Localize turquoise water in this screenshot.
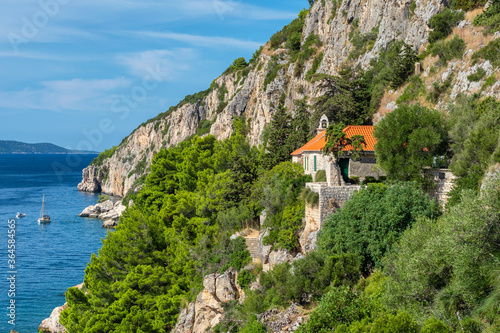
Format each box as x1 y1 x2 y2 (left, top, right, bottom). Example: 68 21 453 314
0 154 109 332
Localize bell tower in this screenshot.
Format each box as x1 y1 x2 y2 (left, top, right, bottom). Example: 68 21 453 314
318 114 329 134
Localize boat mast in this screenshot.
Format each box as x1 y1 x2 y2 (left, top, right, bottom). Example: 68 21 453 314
41 195 45 217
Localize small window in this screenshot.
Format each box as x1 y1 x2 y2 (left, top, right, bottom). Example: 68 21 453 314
314 155 317 172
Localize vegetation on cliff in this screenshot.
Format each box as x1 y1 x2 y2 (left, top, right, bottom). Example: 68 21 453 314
64 1 500 332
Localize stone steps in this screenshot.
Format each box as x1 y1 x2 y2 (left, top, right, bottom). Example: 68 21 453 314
245 237 260 260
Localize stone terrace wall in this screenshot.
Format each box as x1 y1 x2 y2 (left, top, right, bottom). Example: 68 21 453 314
301 184 361 253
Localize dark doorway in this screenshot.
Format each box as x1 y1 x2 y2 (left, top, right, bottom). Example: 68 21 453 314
338 158 350 183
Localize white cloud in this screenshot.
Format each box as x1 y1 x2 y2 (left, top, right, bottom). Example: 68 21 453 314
135 31 262 51
116 49 197 80
0 78 132 112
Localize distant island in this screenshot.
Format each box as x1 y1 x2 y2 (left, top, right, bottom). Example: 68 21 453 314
0 140 99 154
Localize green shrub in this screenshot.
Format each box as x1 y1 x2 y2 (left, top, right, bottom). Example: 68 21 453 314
348 25 379 60
428 9 465 43
263 57 284 90
286 251 361 302
472 39 500 67
467 67 487 82
318 182 441 272
482 75 497 90
420 317 449 333
473 1 500 34
452 0 487 11
427 75 453 103
370 312 419 333
300 187 319 207
237 269 255 289
97 195 109 203
91 146 117 166
429 35 466 67
306 52 324 81
195 118 215 137
295 286 369 333
397 76 426 104
239 315 266 333
390 44 418 89
269 9 308 51
223 57 248 75
314 169 327 182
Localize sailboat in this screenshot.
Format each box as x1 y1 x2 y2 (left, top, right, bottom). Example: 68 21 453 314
38 195 51 224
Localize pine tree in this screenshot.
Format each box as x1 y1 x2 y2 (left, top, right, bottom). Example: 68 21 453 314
264 100 293 168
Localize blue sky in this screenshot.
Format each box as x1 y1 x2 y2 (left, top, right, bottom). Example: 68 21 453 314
0 0 306 152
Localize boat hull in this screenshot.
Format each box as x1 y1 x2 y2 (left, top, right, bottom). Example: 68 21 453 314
38 218 51 224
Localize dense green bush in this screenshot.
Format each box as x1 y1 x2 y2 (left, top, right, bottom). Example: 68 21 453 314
447 96 500 204
382 186 500 329
318 182 441 273
348 26 379 61
295 286 370 333
472 38 500 67
390 44 418 89
467 67 487 82
428 9 465 43
269 9 308 51
90 145 117 166
473 1 500 34
429 35 466 67
374 104 449 185
427 74 453 103
397 76 426 104
451 0 487 10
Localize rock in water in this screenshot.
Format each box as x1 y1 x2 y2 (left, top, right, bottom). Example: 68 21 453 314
79 199 126 222
38 304 67 333
102 219 117 228
77 165 104 193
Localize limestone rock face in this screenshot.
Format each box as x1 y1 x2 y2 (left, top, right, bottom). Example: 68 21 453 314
78 0 446 198
173 269 243 333
258 303 306 333
77 165 104 192
38 304 67 333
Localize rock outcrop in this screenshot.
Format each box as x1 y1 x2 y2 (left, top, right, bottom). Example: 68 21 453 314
77 164 104 192
173 269 244 333
78 0 448 198
79 199 126 221
39 304 67 333
258 303 306 333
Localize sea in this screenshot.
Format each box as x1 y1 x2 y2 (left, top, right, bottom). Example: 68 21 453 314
0 154 109 332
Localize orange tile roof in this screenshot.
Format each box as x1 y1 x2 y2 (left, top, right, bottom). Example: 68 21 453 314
291 125 375 155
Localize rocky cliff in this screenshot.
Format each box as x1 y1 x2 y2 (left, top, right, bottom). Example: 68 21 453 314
78 0 452 197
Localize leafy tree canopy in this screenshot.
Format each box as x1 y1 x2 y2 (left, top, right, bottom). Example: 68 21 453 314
374 104 449 186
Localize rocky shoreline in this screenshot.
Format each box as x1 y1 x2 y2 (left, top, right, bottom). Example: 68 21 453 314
78 199 126 228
